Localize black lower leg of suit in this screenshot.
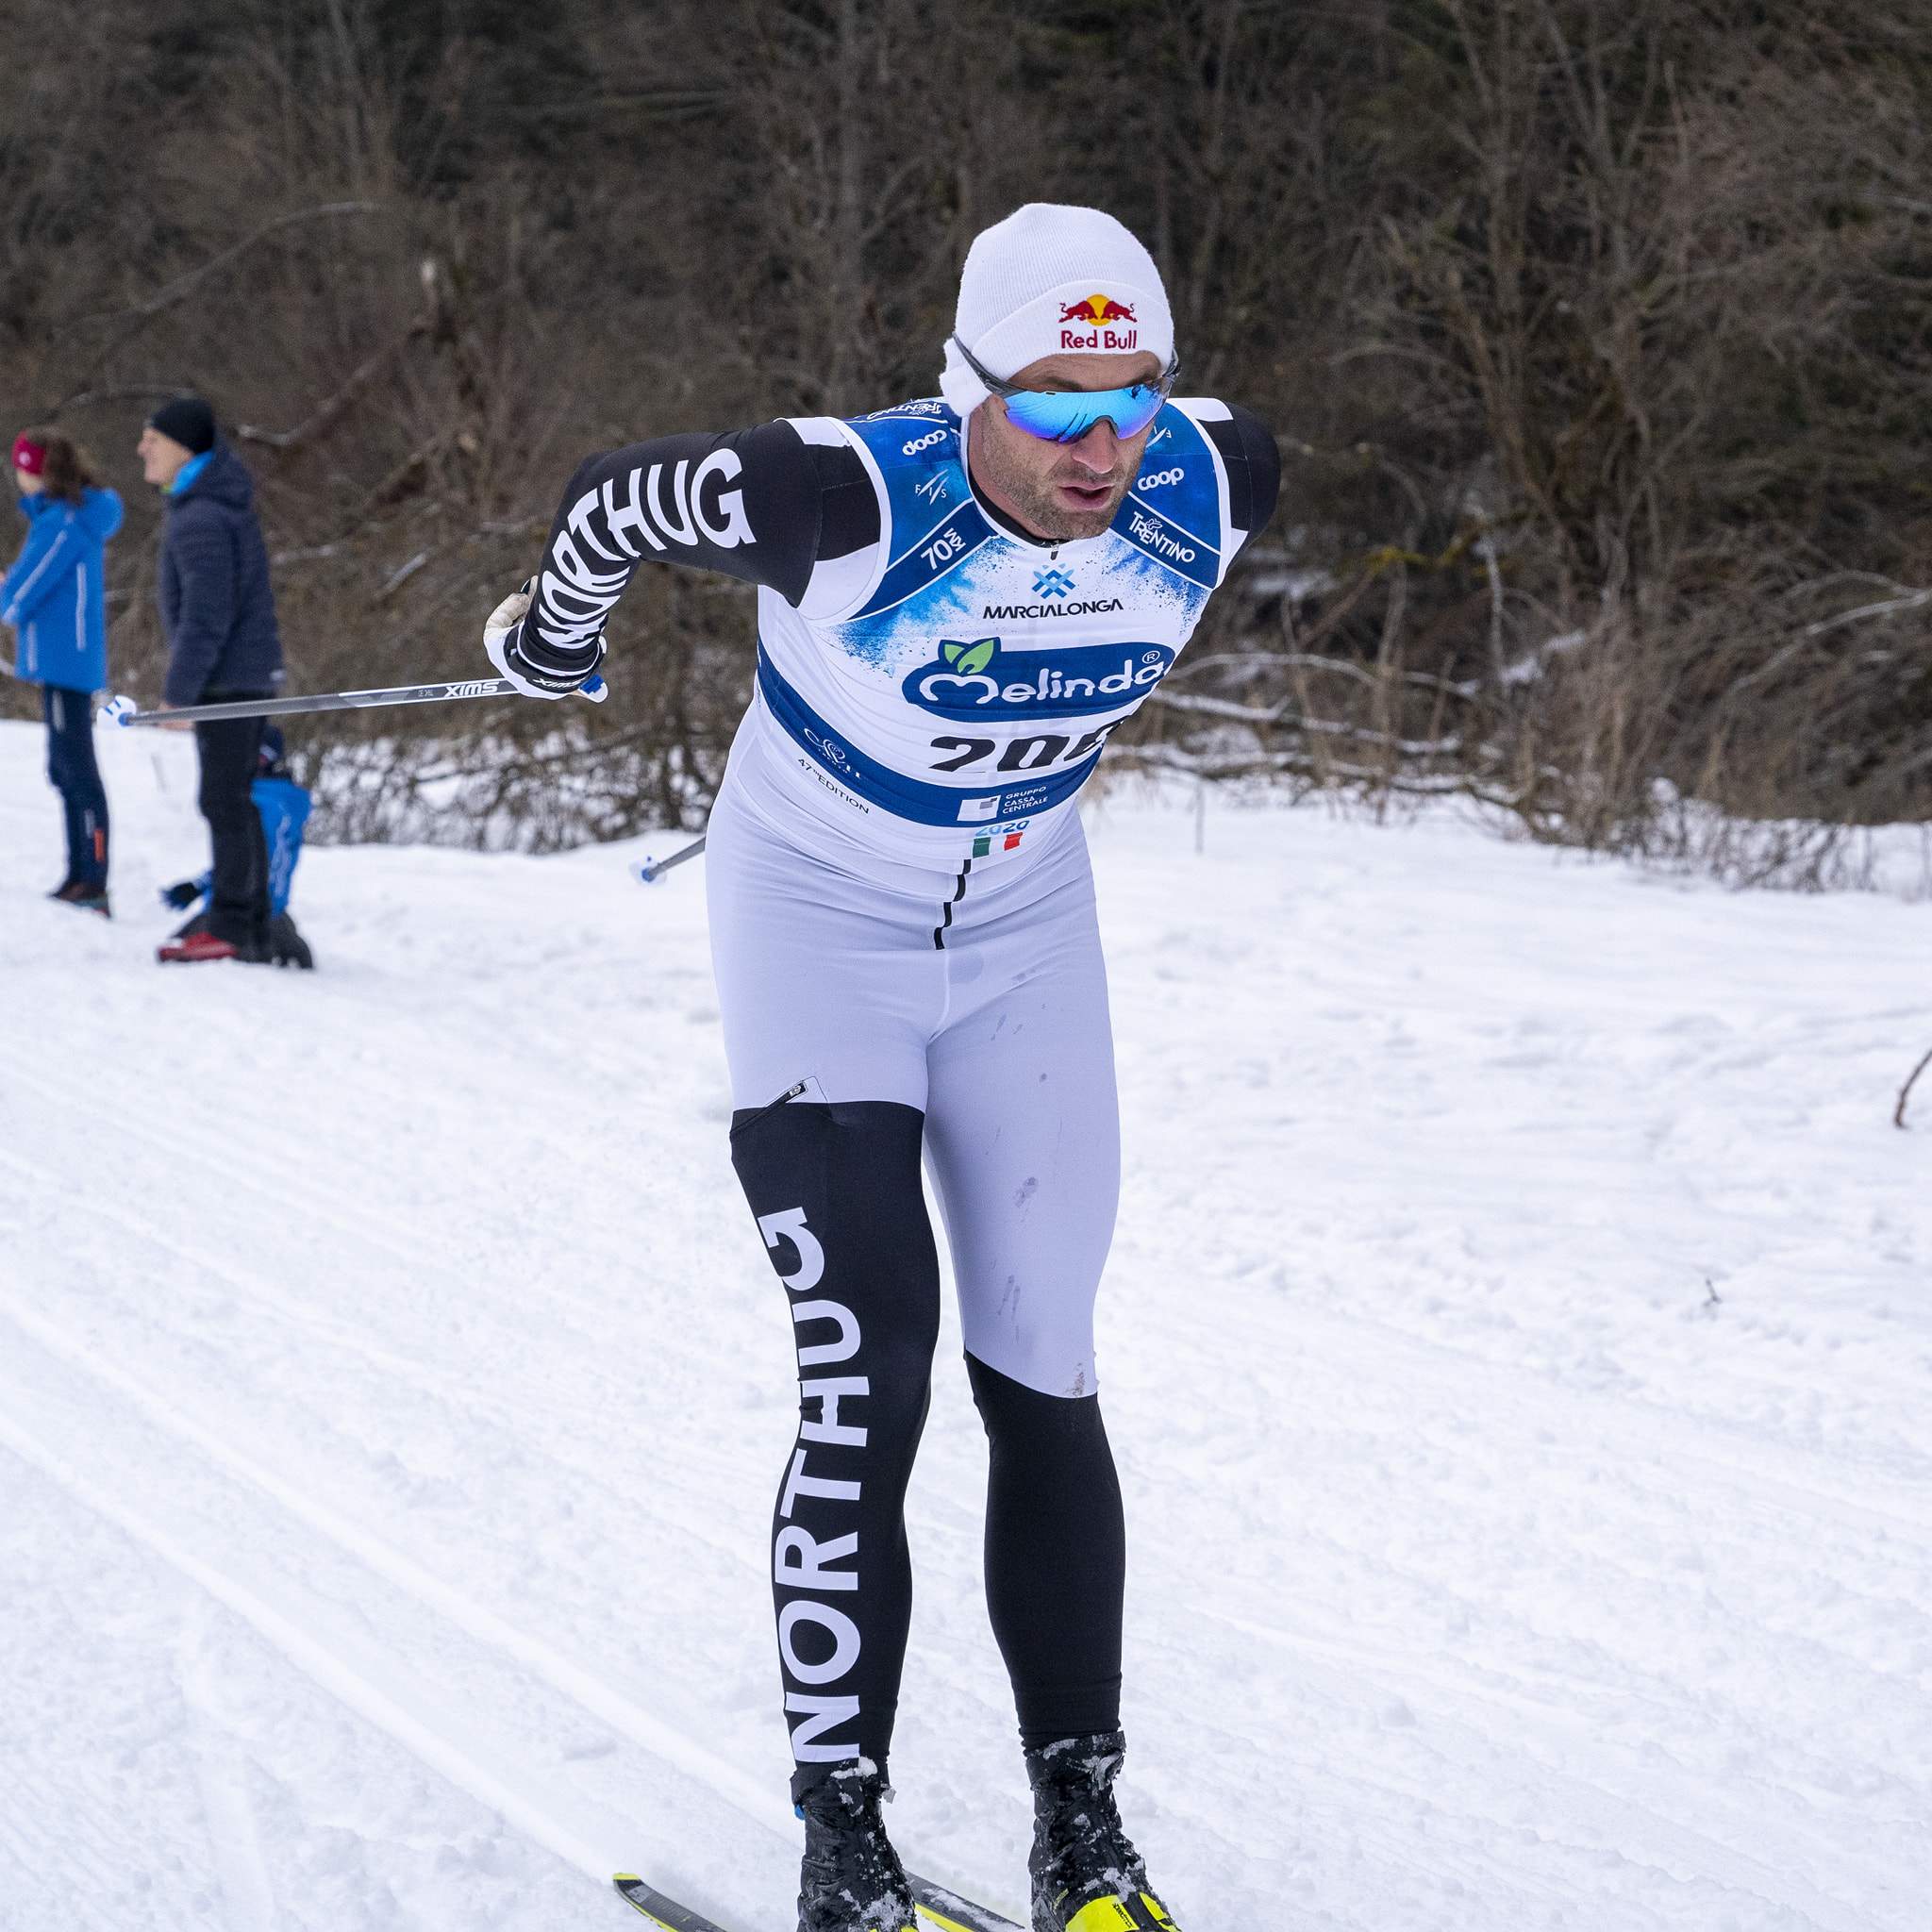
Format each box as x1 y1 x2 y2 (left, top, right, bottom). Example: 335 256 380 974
967 1352 1124 1748
731 1095 1128 1780
732 1097 940 1781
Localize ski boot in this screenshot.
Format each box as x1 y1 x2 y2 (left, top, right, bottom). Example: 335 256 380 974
1026 1731 1180 1932
793 1759 916 1932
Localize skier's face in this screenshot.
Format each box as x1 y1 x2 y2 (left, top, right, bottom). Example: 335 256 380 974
968 350 1166 544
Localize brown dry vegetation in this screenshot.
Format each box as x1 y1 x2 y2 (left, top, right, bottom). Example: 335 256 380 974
3 0 1928 875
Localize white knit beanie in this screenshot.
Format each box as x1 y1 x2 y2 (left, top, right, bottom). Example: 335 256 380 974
939 203 1174 418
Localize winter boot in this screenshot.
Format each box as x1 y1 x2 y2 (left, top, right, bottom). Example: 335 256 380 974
52 880 110 917
158 928 268 964
269 911 315 970
1025 1732 1179 1932
793 1760 916 1932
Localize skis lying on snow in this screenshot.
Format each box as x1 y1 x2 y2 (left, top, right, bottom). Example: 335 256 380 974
614 1874 728 1932
613 1869 1021 1932
908 1874 1021 1932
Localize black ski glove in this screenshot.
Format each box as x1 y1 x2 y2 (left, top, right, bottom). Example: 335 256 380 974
483 575 607 699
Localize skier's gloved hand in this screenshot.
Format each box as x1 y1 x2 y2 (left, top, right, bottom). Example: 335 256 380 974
159 877 201 910
484 575 606 700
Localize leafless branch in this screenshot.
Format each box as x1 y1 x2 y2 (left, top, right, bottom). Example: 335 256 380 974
54 202 395 411
1898 1049 1932 1130
234 324 426 451
1803 586 1932 640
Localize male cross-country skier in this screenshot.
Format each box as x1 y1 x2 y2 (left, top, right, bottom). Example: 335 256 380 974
482 204 1278 1932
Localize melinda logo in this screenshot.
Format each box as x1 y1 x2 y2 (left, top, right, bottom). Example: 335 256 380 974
906 637 1175 720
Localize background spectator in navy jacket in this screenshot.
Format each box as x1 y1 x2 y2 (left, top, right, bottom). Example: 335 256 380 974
3 428 124 915
139 394 285 964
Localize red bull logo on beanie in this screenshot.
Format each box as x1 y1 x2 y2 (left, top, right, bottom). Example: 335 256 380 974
1058 292 1140 351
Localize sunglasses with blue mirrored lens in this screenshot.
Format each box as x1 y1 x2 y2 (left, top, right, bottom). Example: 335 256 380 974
951 336 1178 444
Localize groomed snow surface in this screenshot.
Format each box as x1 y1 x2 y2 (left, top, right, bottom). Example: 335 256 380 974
2 718 1929 1932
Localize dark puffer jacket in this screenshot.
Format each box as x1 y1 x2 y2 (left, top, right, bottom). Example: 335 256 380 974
158 442 285 706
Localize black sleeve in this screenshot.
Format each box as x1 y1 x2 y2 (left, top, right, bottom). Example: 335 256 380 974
1204 404 1282 545
525 419 877 665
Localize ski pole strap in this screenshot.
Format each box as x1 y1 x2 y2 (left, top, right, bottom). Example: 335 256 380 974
103 673 608 727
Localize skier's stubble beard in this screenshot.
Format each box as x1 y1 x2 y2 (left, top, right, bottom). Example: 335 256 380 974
971 423 1141 541
965 353 1161 544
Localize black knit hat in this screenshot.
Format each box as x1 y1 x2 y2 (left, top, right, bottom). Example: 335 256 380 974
147 394 216 457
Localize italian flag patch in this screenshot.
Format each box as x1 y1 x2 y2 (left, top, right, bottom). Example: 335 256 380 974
972 830 1024 858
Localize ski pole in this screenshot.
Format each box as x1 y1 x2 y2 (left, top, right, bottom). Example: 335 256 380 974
100 671 607 728
632 834 708 884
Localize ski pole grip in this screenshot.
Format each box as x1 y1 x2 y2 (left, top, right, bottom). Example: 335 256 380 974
581 674 608 703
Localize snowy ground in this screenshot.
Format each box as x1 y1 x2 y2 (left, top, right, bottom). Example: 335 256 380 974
2 717 1929 1932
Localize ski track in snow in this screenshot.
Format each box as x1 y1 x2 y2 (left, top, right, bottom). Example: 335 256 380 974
1 722 1929 1932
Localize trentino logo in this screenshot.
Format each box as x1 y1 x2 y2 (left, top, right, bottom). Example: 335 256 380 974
906 637 1176 720
1034 567 1075 600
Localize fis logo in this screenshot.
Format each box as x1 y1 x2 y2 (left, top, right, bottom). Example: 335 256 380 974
907 636 1176 719
1033 568 1075 599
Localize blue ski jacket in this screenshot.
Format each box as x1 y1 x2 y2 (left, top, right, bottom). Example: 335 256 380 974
158 442 284 706
2 487 124 692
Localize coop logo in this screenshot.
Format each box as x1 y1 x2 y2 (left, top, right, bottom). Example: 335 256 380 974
1058 291 1139 351
1034 567 1075 599
905 637 1174 719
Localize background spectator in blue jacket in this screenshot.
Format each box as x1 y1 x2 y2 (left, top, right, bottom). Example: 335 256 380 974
3 428 124 914
139 395 285 964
